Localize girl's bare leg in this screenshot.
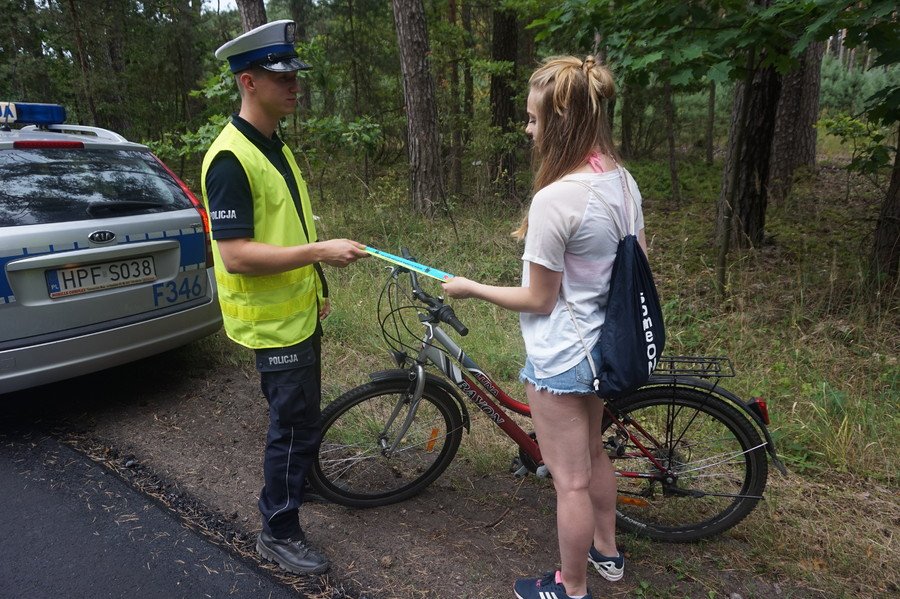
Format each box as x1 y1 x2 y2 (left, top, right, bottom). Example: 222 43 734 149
528 385 601 596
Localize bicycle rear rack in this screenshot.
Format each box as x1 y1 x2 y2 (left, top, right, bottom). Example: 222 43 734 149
652 356 735 378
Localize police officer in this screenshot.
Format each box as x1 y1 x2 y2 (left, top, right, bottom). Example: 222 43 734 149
201 20 368 575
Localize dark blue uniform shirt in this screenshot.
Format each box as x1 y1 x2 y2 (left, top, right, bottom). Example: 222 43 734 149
204 114 306 241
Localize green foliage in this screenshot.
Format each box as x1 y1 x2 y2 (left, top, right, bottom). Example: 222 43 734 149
295 34 342 112
144 114 230 170
470 58 516 79
299 115 382 152
140 60 237 179
678 82 734 144
0 1 234 142
530 0 898 170
817 113 894 179
530 0 817 89
819 55 900 118
293 115 383 170
190 63 240 108
799 0 900 128
297 1 400 122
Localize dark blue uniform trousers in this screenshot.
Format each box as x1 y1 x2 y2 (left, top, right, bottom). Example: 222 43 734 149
255 333 322 540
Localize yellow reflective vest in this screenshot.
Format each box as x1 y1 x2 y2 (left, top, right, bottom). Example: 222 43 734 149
201 121 322 349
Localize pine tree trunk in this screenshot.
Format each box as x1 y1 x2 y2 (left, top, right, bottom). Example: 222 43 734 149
462 1 474 145
716 52 756 298
594 37 615 136
392 0 444 217
717 62 781 249
173 3 202 125
102 0 128 133
489 6 518 199
289 0 313 115
837 29 845 63
768 41 824 204
10 0 49 100
620 83 634 159
706 81 716 165
64 0 98 124
663 81 681 203
607 96 616 139
347 0 361 115
872 124 900 282
236 0 266 31
448 0 463 195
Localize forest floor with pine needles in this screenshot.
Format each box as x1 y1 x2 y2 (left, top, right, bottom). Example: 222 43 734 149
4 341 894 599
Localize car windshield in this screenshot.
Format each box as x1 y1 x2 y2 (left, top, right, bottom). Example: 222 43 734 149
0 148 191 226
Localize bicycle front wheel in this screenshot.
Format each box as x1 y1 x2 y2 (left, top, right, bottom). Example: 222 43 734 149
310 379 464 508
605 386 769 541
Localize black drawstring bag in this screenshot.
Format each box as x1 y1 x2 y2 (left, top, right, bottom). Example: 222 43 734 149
565 169 665 398
593 233 665 397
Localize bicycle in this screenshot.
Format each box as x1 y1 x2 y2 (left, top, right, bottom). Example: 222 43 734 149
309 249 787 542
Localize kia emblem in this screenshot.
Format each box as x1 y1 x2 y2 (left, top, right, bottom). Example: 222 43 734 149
89 230 116 244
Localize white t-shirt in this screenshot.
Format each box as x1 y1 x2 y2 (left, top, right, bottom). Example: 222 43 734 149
520 168 644 378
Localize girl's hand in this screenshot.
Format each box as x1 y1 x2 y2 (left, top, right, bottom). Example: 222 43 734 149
441 276 478 299
440 263 560 314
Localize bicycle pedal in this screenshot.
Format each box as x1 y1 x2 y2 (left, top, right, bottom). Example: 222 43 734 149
512 465 530 478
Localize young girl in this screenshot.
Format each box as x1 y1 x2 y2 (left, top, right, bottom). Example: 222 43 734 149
442 55 647 599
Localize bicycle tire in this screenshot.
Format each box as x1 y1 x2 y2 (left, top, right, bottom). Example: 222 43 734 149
604 385 768 542
309 379 464 508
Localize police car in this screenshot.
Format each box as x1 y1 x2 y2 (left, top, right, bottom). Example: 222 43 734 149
0 102 222 394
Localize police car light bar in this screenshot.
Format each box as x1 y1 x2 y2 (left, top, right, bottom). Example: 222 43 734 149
0 102 67 126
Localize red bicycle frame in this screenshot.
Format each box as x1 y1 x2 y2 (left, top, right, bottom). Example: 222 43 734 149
420 324 675 481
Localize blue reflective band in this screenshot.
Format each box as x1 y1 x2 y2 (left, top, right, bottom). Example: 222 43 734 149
364 246 454 281
227 44 295 73
0 102 66 125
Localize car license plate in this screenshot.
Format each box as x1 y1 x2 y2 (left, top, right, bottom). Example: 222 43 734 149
46 257 157 298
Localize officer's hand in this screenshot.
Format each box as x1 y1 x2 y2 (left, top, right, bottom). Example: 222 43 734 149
318 239 369 267
319 299 332 320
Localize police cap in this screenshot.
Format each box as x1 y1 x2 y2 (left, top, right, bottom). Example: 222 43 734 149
215 19 310 73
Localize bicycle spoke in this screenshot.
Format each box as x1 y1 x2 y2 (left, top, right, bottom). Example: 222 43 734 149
313 385 463 503
321 431 445 468
606 388 768 540
676 442 767 475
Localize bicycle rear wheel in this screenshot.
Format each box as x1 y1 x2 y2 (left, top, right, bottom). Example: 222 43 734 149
604 386 768 541
310 379 463 508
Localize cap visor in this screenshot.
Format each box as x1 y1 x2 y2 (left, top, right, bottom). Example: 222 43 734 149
259 57 310 72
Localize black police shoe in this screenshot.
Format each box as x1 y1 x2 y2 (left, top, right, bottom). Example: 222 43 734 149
256 530 330 575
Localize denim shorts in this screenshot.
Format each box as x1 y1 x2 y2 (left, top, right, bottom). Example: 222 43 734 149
519 343 602 395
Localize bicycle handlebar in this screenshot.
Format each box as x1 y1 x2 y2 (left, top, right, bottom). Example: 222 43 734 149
400 247 468 336
435 304 469 336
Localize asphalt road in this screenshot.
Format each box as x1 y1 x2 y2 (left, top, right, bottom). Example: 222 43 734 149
0 424 299 599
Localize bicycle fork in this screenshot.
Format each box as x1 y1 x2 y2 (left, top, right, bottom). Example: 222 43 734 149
378 363 427 455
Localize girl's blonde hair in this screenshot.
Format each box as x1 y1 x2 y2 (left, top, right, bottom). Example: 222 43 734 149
513 55 619 240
